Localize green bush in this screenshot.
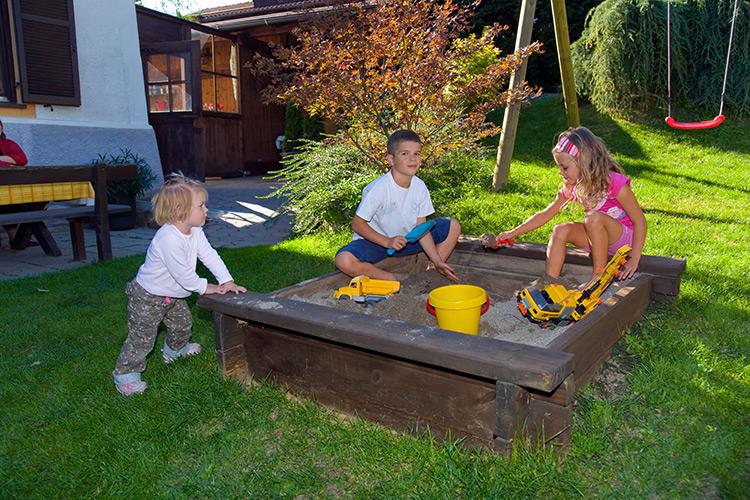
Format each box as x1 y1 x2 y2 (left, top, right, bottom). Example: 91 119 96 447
266 140 380 234
420 150 494 210
572 0 750 119
92 149 157 202
266 136 491 235
283 105 324 151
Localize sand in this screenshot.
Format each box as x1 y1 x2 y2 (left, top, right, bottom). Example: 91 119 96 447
287 266 627 348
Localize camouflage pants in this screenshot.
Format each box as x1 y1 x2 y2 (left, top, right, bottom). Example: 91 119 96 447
114 280 193 375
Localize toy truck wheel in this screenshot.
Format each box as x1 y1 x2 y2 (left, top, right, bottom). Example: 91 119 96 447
338 295 350 301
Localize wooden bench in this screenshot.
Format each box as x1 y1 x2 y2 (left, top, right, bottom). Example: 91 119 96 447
0 164 138 261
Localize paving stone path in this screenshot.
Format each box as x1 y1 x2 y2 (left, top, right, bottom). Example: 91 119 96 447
0 176 292 280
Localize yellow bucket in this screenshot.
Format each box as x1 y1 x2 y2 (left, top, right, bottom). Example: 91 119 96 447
426 284 489 335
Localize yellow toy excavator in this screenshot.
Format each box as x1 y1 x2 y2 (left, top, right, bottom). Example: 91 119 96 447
516 245 631 329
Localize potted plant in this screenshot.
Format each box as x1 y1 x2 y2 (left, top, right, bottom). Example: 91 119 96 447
93 149 156 230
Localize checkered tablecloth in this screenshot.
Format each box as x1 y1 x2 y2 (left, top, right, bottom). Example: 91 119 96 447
0 182 94 205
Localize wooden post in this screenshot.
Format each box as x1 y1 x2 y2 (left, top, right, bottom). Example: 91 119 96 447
492 0 538 191
550 0 580 128
93 163 113 261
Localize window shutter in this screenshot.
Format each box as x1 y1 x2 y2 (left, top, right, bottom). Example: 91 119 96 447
12 0 80 106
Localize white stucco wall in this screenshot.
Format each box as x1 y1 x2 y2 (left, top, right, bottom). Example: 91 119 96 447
34 0 149 128
1 0 163 187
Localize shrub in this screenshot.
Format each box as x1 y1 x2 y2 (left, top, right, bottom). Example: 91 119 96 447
250 0 541 169
283 104 324 151
92 149 157 202
265 139 379 234
572 0 750 119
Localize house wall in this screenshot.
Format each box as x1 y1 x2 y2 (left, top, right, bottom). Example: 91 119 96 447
1 0 163 190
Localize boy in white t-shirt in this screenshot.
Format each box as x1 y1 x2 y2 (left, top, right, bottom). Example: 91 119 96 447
335 130 461 282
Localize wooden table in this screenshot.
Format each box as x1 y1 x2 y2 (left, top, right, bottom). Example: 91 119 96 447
0 181 95 255
0 165 137 260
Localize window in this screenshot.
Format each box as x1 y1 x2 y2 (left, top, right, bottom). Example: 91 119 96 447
192 30 238 114
0 0 15 103
146 52 192 113
12 0 81 106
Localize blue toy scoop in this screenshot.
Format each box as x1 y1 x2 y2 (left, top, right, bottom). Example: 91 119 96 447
387 220 436 255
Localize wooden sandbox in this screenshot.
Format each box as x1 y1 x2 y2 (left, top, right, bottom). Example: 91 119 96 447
197 240 685 454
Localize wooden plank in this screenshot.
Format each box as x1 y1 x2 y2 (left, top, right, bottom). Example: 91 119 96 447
213 313 249 378
494 381 530 442
529 374 575 407
212 312 247 352
93 164 112 261
198 292 574 392
242 322 498 445
217 344 248 379
0 164 136 185
456 239 685 296
30 222 61 256
69 220 85 261
527 397 572 449
547 275 652 388
0 204 130 225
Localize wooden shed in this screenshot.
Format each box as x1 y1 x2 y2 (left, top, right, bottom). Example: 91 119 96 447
135 1 339 179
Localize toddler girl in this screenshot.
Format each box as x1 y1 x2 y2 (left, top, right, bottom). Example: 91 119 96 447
112 174 246 396
496 126 647 284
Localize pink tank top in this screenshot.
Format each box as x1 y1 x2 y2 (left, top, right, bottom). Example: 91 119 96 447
560 171 633 228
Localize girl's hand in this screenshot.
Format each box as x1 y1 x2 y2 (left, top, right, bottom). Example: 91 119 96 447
496 230 515 241
387 235 407 251
220 281 247 294
619 255 640 280
205 283 226 295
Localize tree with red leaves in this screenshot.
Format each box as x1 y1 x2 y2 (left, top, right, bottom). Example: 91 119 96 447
251 0 541 168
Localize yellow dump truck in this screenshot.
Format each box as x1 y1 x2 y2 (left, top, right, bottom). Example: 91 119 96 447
334 275 401 303
516 245 631 328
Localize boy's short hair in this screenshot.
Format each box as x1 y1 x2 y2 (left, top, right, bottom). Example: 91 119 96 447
387 129 422 155
152 173 207 226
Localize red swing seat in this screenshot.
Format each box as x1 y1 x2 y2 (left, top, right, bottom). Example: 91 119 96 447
664 115 725 130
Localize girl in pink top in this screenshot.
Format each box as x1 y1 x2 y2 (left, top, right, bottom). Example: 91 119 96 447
496 126 647 281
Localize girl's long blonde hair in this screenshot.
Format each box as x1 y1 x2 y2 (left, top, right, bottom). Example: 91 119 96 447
152 172 206 226
553 127 623 210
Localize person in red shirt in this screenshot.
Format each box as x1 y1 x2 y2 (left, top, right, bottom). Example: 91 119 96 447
0 119 28 167
0 119 40 247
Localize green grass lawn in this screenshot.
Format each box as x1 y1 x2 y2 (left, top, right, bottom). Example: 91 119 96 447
1 97 748 497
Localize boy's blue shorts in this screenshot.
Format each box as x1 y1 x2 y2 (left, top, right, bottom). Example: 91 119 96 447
336 217 453 264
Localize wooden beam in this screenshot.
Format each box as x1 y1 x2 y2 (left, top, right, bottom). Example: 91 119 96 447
198 292 575 392
550 0 580 128
493 0 538 191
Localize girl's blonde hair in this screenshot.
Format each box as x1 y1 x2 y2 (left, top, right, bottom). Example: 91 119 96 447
152 173 207 226
553 126 623 209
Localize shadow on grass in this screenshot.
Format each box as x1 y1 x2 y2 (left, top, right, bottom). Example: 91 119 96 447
645 207 749 226
489 96 750 174
628 160 750 195
488 97 648 164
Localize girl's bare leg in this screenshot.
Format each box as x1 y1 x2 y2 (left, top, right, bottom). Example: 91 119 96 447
583 212 623 274
546 222 589 277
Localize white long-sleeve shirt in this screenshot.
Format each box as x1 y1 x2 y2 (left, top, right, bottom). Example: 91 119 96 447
135 224 233 298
